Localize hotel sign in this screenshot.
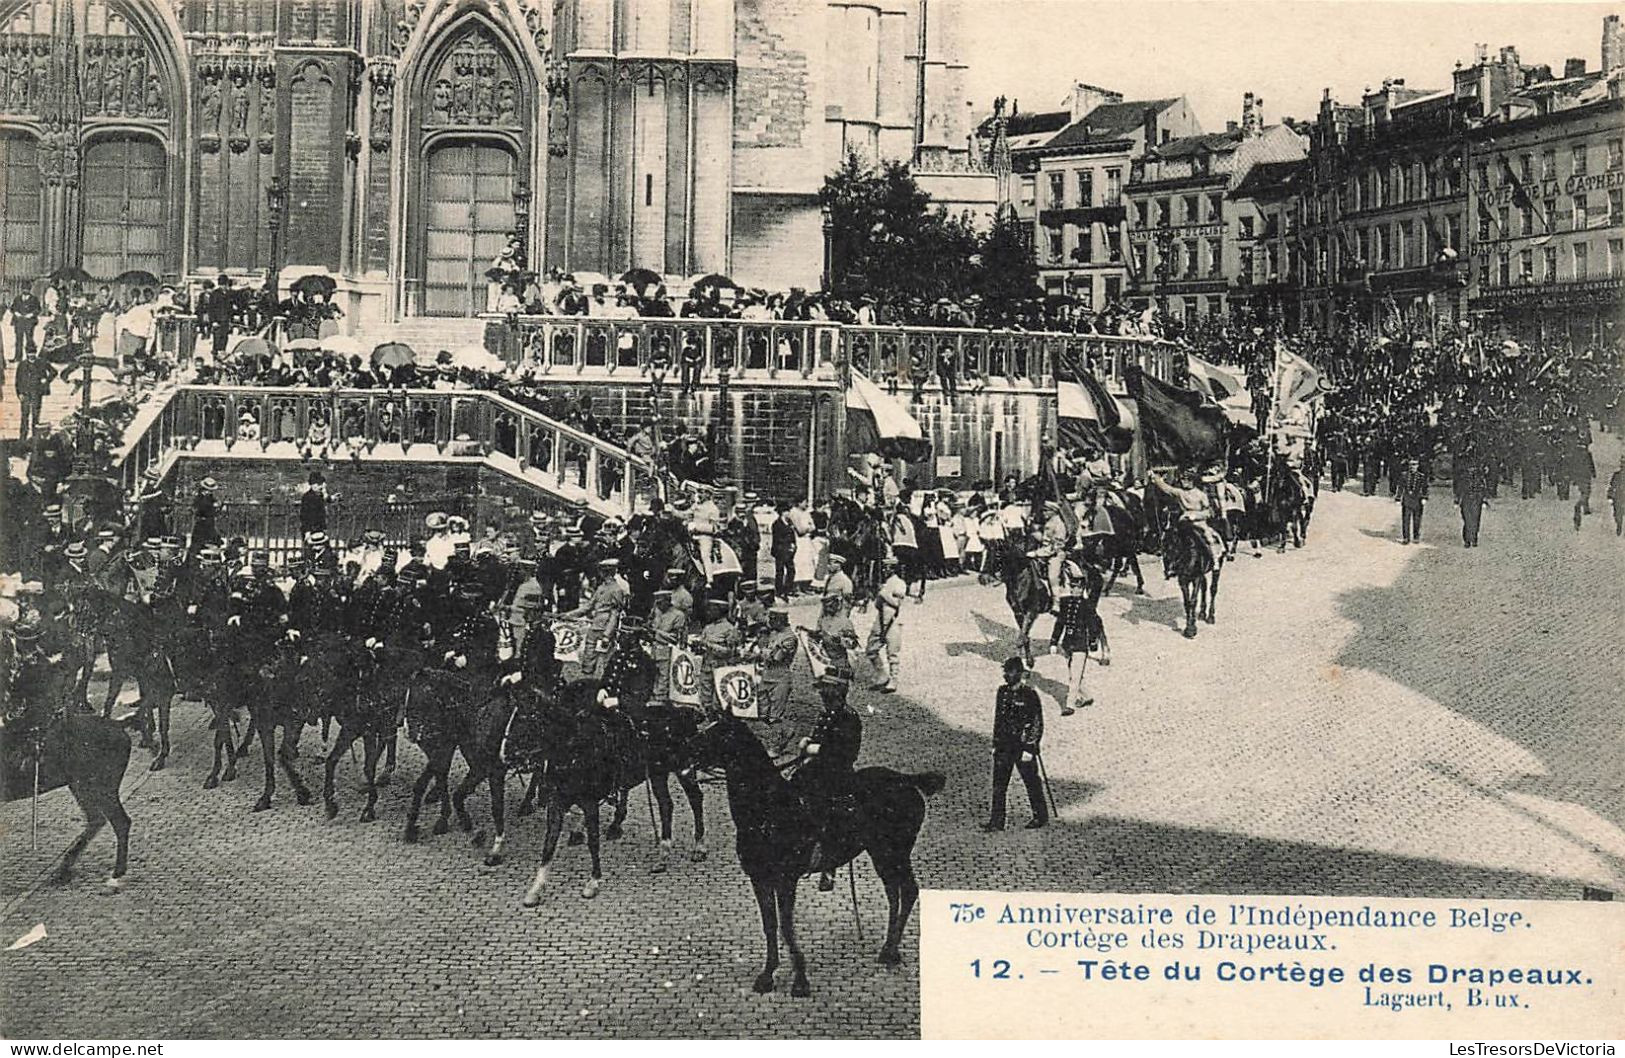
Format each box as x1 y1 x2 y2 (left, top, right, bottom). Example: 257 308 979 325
1128 223 1224 244
1476 169 1625 207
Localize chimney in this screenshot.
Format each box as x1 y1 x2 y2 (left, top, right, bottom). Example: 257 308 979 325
1142 106 1158 147
1605 14 1623 72
1241 91 1255 133
1565 57 1588 79
1226 120 1239 133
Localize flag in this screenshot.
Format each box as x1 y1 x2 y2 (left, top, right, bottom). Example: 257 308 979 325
846 369 930 462
551 620 587 663
1185 353 1254 426
1034 446 1079 541
670 646 702 706
1123 365 1227 468
796 628 832 682
693 533 742 579
1056 345 1131 454
1270 342 1332 427
713 663 760 719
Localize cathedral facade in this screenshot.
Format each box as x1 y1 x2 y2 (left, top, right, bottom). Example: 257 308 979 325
0 0 976 324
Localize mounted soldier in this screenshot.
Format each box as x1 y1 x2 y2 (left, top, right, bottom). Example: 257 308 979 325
790 676 863 891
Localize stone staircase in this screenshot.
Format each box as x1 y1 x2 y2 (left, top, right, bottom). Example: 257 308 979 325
355 315 489 357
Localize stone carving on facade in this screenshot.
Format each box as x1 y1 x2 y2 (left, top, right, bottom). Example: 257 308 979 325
544 58 568 157
228 69 251 151
197 63 223 151
367 60 395 150
425 26 519 129
519 0 550 55
32 38 48 109
257 67 275 154
82 41 102 112
392 0 426 58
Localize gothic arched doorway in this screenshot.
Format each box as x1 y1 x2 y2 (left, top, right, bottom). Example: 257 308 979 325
422 136 516 316
0 0 185 281
80 132 166 280
0 131 43 282
401 16 535 318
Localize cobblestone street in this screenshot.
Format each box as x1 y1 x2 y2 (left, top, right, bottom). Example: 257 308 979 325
3 439 1622 1039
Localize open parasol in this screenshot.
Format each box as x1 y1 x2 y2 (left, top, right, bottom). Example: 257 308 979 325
113 269 161 288
619 267 663 292
371 341 416 370
228 335 275 361
290 273 338 297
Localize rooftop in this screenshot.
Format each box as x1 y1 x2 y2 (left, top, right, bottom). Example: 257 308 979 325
1230 158 1311 200
1045 97 1182 149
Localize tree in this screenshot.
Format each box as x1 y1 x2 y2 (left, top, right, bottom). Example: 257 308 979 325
819 151 1039 320
975 204 1040 326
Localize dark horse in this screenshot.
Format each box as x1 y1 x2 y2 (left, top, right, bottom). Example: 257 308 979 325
322 641 421 825
686 714 945 996
401 665 512 866
519 677 645 903
1160 523 1220 638
988 535 1051 665
2 665 134 890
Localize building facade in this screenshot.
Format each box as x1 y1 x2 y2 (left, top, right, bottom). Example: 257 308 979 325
1466 67 1624 342
0 0 980 326
1228 157 1309 329
1125 94 1307 324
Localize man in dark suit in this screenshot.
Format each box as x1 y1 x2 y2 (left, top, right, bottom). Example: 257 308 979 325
202 278 234 358
1455 456 1488 549
770 501 798 600
13 345 54 441
1397 456 1428 544
985 657 1047 831
10 286 41 361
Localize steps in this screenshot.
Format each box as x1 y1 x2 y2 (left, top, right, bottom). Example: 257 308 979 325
355 315 489 358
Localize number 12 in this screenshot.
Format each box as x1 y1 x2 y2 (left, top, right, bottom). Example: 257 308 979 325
970 959 1011 979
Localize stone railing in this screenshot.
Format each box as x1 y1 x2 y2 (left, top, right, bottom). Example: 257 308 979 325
112 385 659 516
484 313 1179 391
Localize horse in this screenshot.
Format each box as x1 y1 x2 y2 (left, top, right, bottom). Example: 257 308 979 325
2 658 134 891
1263 462 1313 551
321 641 421 825
988 535 1051 665
401 665 511 865
1160 523 1219 638
1093 491 1148 596
685 714 945 995
512 639 709 870
519 677 644 903
227 632 353 812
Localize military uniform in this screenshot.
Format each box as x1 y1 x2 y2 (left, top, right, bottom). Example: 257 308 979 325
755 617 799 721
698 608 743 709
647 600 688 704
988 678 1047 830
866 570 905 692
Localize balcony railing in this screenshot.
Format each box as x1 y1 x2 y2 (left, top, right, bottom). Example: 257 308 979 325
113 385 660 518
485 314 1179 392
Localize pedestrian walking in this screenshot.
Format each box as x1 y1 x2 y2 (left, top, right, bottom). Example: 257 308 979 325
1455 457 1487 549
866 557 905 694
984 657 1047 831
1049 553 1102 715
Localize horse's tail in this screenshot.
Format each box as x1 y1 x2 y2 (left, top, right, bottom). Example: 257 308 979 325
906 771 947 797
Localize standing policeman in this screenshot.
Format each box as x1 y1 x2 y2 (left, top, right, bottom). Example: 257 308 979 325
984 657 1047 831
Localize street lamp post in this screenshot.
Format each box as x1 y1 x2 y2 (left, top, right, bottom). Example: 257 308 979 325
821 203 834 292
265 175 287 302
1153 219 1174 320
